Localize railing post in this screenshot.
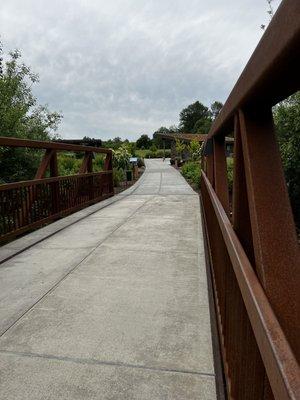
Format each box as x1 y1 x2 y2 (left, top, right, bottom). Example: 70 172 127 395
228 113 266 399
213 135 230 216
104 151 113 195
79 151 93 174
79 151 94 200
238 107 300 363
49 150 59 214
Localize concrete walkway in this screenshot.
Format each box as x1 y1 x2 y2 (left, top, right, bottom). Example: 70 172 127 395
0 159 216 399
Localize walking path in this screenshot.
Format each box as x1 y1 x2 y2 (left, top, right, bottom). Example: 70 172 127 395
0 159 216 399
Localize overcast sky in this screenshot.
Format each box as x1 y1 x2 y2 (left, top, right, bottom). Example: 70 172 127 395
0 0 281 140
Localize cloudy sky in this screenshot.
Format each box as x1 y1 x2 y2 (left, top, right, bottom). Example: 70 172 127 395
0 0 281 140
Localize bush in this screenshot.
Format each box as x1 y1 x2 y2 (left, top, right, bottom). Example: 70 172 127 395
113 145 131 170
156 150 165 158
142 149 171 158
144 150 154 158
113 168 125 187
57 153 105 176
58 153 81 176
227 158 234 192
93 154 105 172
181 161 201 188
137 158 145 168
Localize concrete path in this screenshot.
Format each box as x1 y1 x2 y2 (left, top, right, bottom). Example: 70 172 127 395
0 159 216 400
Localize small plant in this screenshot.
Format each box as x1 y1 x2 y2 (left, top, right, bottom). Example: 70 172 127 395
261 0 274 30
181 161 201 188
188 140 202 161
175 139 186 161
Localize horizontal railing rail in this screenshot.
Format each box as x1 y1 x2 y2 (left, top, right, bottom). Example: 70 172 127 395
0 137 114 242
201 1 300 399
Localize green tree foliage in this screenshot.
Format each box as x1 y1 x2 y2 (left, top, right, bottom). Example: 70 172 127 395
274 92 300 229
178 100 223 134
210 101 223 120
179 101 211 133
192 117 212 134
153 127 169 148
0 43 62 182
136 134 152 149
103 137 124 150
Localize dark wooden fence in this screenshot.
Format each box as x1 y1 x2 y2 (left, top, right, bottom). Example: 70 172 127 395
200 1 300 399
0 137 114 243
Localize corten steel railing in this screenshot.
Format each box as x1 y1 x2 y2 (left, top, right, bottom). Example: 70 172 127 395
200 1 300 400
0 137 114 242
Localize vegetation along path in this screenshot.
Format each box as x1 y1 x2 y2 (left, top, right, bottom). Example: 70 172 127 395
0 158 216 400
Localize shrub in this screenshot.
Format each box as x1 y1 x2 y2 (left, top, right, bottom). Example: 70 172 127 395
93 154 105 172
144 150 154 158
181 161 201 188
113 145 131 170
113 168 125 187
137 158 145 168
142 149 171 158
227 157 234 192
58 153 81 176
156 150 165 158
188 140 202 161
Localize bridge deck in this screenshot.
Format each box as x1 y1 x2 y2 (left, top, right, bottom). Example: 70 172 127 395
0 159 216 399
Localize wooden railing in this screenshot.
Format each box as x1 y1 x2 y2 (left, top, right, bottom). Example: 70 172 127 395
200 1 300 399
0 137 114 242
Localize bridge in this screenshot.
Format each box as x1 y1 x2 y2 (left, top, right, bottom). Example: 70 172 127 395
0 159 217 399
0 1 300 399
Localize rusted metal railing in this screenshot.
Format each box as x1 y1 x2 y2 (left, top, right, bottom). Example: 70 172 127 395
0 137 114 242
201 1 300 399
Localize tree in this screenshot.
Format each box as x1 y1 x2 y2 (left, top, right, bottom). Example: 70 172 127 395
179 101 211 133
153 127 169 148
274 92 300 230
193 117 212 134
210 101 223 120
0 43 62 182
136 134 152 149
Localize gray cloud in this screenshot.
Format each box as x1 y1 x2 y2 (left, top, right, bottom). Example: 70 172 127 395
0 0 281 140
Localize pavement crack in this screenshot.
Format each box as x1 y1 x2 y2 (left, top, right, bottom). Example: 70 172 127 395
0 349 215 378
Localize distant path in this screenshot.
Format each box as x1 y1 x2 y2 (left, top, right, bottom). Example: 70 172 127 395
0 159 216 400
